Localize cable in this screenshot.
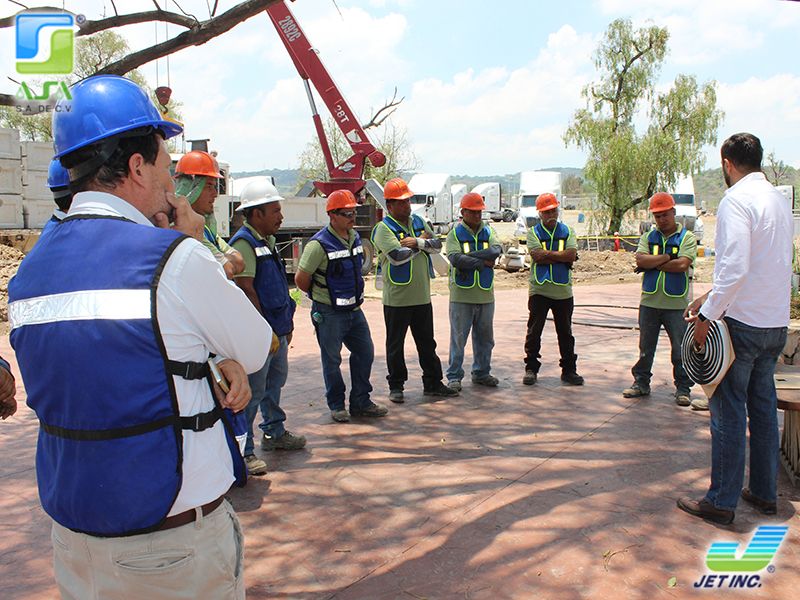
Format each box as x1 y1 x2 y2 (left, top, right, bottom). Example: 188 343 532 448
681 320 734 386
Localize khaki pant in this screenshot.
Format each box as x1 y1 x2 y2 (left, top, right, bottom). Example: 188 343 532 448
51 499 245 600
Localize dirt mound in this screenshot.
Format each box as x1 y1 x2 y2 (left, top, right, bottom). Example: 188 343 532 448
0 244 24 323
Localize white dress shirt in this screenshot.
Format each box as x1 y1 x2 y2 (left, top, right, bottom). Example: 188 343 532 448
69 192 271 515
700 172 793 328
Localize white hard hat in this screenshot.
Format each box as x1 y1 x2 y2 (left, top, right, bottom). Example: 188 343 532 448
236 177 284 211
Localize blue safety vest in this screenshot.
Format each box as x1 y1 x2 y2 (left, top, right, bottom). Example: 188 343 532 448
533 222 571 285
229 225 295 335
8 215 246 537
203 224 219 249
309 227 365 310
372 214 434 285
452 223 494 290
39 214 62 241
642 227 689 297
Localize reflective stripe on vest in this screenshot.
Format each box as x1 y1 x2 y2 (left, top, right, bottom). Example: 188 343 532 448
8 215 245 536
373 214 434 285
309 227 365 311
641 227 689 298
452 223 494 290
533 222 570 285
229 225 295 335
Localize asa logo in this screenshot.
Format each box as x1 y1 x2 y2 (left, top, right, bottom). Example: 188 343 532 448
694 525 789 589
15 13 75 74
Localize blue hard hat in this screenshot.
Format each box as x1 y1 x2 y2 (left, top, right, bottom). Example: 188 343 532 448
47 158 70 189
53 75 183 159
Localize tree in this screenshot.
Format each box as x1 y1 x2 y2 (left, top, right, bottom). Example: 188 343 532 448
2 30 183 149
562 174 585 197
564 19 723 234
297 118 420 192
765 151 789 186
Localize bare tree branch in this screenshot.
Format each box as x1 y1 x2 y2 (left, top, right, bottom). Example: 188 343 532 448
90 0 282 77
76 10 197 35
362 87 404 130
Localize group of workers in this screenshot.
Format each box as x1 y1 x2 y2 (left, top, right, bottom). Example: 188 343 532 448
0 72 791 598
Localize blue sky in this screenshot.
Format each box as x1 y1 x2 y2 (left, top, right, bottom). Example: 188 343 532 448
3 0 800 175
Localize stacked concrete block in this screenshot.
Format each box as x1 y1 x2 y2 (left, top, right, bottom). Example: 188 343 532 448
22 141 55 228
0 127 24 228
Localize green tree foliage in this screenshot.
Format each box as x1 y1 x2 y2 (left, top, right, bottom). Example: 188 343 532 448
1 31 181 145
564 19 723 234
297 117 420 192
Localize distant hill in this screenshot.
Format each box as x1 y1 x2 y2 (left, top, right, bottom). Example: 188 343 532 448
230 168 300 196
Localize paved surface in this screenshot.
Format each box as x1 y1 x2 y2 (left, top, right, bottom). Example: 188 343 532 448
1 283 798 599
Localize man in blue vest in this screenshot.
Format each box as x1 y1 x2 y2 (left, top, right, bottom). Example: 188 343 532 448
523 193 583 386
623 192 697 407
39 159 72 240
295 189 389 422
175 150 244 279
445 192 503 391
8 75 270 599
231 177 306 473
372 177 458 401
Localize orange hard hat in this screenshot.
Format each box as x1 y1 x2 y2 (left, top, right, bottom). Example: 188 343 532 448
326 189 358 212
649 192 675 213
175 150 222 178
383 177 413 200
536 193 559 212
460 192 485 211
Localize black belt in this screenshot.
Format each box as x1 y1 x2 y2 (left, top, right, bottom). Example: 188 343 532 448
157 496 224 531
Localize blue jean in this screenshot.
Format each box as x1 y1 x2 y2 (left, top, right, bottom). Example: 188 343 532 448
705 317 786 511
446 301 495 382
312 301 374 412
631 305 693 393
244 335 289 456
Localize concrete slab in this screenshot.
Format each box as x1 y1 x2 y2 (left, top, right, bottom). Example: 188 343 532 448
1 283 798 599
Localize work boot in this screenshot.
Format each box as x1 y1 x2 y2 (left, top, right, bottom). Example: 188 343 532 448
261 430 307 451
330 409 350 423
561 371 584 386
389 389 404 404
472 374 499 387
622 383 650 398
675 391 691 407
690 396 709 411
424 382 459 397
244 454 268 476
447 380 462 392
350 402 389 418
741 488 777 515
677 497 734 525
522 370 537 385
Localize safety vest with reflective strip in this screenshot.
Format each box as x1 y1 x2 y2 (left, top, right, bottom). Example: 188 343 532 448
642 227 689 298
229 225 295 335
533 222 571 285
7 215 246 537
452 223 494 290
309 227 364 310
372 214 434 285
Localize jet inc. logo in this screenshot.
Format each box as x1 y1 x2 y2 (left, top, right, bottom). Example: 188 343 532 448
16 13 75 74
694 525 789 589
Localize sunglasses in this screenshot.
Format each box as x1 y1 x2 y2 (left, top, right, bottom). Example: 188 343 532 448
335 210 356 218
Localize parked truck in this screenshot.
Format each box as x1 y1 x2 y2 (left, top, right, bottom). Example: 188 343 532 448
451 183 467 211
639 175 704 244
471 182 515 222
408 172 454 232
514 170 562 241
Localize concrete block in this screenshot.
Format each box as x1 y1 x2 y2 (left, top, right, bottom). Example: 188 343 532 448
21 141 54 170
22 198 54 229
22 169 50 199
0 194 24 228
0 158 23 195
0 127 21 159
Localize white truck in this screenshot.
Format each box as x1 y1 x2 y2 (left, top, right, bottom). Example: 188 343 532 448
668 175 704 244
451 183 467 212
471 182 515 222
514 170 562 240
408 172 454 231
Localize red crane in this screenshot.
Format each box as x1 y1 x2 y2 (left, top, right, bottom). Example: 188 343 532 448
266 1 386 197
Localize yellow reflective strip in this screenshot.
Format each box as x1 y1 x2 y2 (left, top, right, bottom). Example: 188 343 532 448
558 239 565 251
463 242 470 253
